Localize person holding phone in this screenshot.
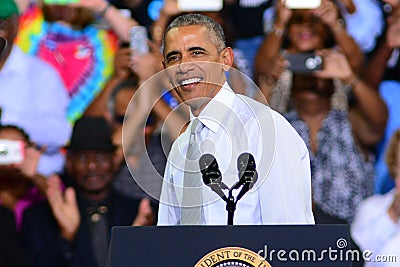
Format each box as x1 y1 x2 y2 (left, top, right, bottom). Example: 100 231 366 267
157 13 314 225
0 125 46 232
255 0 363 110
255 0 388 231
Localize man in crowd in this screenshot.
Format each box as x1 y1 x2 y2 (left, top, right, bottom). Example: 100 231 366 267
0 0 71 176
22 116 154 267
157 14 314 225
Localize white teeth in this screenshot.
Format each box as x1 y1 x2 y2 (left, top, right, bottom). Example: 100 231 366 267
180 77 201 86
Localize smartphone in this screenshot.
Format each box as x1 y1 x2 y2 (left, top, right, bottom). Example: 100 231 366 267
0 140 25 165
286 53 322 73
177 0 223 12
0 37 7 57
284 0 321 9
129 26 149 55
43 0 80 4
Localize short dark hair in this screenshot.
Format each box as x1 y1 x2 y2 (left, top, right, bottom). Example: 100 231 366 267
386 129 400 179
162 13 226 54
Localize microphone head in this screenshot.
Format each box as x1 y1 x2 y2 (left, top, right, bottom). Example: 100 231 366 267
237 152 256 172
237 153 257 188
199 154 216 173
199 154 221 186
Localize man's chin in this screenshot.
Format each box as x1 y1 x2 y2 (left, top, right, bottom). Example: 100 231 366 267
184 98 210 116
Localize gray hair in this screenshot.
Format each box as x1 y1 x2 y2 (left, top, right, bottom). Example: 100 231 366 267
162 13 226 54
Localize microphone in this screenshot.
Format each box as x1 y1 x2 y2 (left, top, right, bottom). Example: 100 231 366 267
199 154 228 202
236 153 258 201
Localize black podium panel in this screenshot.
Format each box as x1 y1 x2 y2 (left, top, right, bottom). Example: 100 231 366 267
107 225 352 267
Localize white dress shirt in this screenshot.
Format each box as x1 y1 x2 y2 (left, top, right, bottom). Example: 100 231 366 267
0 47 71 176
158 82 314 225
351 190 400 266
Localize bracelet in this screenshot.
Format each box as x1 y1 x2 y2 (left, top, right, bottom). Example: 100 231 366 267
333 19 345 34
99 3 111 17
270 26 286 37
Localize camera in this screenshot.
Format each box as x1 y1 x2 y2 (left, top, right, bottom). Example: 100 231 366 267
0 140 24 165
286 53 322 73
284 0 321 9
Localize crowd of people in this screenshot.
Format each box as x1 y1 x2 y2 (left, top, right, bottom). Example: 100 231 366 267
1 0 399 266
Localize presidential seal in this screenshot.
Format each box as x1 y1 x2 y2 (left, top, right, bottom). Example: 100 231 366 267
195 247 271 267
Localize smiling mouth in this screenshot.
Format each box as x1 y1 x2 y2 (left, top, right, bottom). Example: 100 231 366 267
178 77 203 87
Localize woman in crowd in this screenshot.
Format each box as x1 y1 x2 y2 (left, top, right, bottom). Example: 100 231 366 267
255 0 387 225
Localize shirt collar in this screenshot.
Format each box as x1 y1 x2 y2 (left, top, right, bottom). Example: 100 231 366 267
189 81 236 133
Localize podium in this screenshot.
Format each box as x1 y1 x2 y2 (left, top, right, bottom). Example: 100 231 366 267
106 225 353 267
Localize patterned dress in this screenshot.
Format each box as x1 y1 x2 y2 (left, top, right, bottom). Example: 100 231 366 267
285 109 375 223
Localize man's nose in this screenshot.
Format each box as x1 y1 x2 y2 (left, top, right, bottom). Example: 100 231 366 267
177 60 194 73
87 158 98 170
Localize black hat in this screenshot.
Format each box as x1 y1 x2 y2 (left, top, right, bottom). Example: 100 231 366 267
67 116 116 151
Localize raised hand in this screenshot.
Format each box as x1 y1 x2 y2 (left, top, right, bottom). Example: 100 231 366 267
113 47 133 79
131 47 163 82
313 49 354 82
313 0 339 29
20 146 41 179
46 175 81 241
162 0 181 17
275 0 293 28
132 198 155 226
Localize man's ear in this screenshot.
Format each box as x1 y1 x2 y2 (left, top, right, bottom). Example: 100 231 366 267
221 47 234 71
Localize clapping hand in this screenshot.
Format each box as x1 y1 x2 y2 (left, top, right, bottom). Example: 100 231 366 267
46 175 81 241
132 198 155 226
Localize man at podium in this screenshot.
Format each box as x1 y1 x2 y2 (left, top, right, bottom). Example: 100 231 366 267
157 14 314 225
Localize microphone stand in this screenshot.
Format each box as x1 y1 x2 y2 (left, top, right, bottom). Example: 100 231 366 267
226 187 237 225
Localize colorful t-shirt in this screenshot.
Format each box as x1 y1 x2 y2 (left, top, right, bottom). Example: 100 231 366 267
15 6 118 122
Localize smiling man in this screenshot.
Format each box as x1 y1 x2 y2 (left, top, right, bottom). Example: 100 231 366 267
158 14 314 225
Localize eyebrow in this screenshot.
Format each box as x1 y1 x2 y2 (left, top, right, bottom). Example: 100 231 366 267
165 50 180 60
165 46 208 60
188 46 207 52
